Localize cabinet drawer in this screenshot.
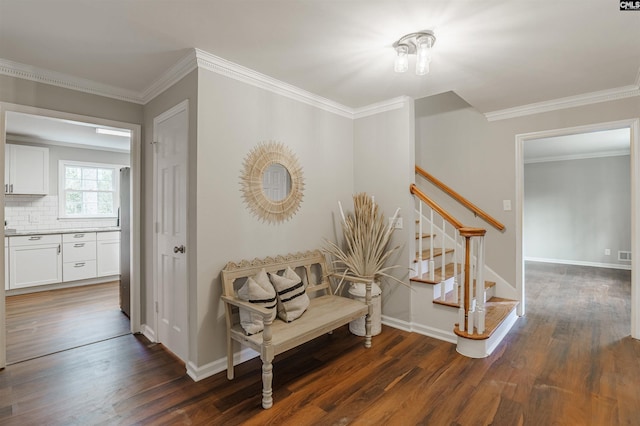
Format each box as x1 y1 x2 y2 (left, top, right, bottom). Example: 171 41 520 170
10 234 61 247
63 241 97 262
63 232 96 243
97 231 120 242
63 260 97 282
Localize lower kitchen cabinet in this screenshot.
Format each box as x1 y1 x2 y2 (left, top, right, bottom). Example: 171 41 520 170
97 231 120 277
63 232 97 282
7 230 121 291
9 234 62 289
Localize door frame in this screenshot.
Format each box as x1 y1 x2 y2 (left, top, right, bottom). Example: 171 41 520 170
0 102 142 369
151 99 189 360
515 118 640 338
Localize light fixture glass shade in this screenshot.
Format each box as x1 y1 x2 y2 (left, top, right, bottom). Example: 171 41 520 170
394 45 409 73
415 36 433 76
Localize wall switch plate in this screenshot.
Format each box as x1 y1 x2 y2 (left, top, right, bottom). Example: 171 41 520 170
389 217 403 229
605 248 611 255
503 200 512 211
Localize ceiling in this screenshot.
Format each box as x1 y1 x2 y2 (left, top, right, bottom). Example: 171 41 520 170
1 0 639 114
524 128 631 163
5 112 131 152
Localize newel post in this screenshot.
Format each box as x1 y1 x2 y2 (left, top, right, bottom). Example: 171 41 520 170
458 227 487 333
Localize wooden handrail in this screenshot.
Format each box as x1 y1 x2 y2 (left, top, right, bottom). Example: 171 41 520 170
409 184 464 230
415 165 506 232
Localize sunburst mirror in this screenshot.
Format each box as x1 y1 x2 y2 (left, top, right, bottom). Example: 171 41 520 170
240 141 305 224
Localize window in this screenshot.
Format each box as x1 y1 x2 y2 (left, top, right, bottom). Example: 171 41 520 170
58 160 121 218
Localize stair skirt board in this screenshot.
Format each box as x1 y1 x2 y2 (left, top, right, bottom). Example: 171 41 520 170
455 308 519 358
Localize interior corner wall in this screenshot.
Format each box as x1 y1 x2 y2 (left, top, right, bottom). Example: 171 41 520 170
415 91 640 286
524 155 631 266
353 100 415 324
194 68 354 366
142 69 199 361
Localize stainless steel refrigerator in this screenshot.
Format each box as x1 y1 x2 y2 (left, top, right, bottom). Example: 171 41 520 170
119 167 131 317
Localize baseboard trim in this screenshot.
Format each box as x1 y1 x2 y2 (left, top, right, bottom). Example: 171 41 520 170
382 315 457 344
525 257 631 270
139 324 156 343
186 347 259 382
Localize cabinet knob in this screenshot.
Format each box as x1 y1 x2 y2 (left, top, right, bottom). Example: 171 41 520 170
173 245 185 254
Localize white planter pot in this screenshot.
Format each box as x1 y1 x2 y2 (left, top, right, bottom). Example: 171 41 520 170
348 281 382 336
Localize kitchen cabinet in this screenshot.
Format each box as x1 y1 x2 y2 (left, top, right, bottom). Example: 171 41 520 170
62 232 97 282
5 144 49 195
97 231 120 277
9 234 62 289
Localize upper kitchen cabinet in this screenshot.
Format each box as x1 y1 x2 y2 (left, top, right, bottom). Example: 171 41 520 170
5 144 49 195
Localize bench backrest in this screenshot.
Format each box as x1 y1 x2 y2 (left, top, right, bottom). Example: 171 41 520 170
220 250 333 300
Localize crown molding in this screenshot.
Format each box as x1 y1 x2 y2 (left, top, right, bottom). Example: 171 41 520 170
0 58 144 104
485 83 640 122
192 48 354 118
140 50 199 104
353 96 412 119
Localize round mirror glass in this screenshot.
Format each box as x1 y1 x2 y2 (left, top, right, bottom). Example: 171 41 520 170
262 163 291 202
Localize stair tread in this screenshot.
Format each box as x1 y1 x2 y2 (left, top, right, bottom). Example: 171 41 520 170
415 233 434 240
411 263 461 284
453 297 519 340
432 279 497 307
413 247 453 263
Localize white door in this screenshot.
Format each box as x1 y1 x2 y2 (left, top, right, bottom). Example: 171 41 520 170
154 101 189 362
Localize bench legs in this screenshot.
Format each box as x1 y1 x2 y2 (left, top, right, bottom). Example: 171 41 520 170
261 356 274 409
227 335 234 380
365 309 372 348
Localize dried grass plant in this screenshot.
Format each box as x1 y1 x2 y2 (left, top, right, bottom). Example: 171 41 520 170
324 193 405 294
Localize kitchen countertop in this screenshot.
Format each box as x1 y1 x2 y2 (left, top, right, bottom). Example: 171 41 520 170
4 227 121 237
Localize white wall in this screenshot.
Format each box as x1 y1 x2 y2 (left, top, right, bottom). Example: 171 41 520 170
193 68 354 366
524 155 631 267
353 99 415 324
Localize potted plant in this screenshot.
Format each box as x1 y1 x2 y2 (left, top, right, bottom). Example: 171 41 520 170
323 193 405 336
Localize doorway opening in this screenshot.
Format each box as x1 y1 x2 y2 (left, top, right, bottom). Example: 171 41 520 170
0 103 141 368
516 119 640 339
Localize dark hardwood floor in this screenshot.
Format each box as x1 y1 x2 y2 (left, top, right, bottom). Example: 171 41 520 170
5 281 130 364
1 263 639 425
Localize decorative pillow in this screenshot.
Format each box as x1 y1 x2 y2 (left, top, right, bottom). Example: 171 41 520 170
269 267 310 322
237 268 277 335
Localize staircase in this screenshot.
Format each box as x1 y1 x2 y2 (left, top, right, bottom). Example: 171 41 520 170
409 169 519 358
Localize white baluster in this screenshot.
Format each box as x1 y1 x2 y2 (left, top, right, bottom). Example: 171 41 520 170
458 237 466 331
440 219 446 301
476 236 486 334
418 202 423 277
429 209 434 281
453 230 459 304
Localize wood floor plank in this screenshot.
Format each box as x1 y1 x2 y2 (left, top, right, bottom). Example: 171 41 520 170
1 262 640 425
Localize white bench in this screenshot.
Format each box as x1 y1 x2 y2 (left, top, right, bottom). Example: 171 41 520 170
220 250 373 409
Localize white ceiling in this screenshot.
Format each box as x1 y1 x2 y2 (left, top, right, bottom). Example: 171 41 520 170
1 0 639 113
524 128 631 163
5 112 131 153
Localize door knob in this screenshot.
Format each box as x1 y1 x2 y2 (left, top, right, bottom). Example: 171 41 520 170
173 245 185 254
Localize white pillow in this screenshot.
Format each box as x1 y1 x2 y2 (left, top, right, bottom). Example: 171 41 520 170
269 267 310 322
236 268 277 335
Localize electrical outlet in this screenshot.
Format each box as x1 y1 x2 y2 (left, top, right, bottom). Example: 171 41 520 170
605 248 611 255
29 214 39 224
503 200 512 211
389 217 403 229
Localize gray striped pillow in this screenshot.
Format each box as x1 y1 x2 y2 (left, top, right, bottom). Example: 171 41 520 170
237 268 277 335
269 267 310 322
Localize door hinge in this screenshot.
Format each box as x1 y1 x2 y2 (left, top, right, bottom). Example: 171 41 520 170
155 301 159 313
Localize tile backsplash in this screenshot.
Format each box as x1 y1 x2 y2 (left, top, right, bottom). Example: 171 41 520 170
5 195 118 231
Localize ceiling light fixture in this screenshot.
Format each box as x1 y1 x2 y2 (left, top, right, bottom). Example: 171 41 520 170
96 128 131 138
393 31 436 75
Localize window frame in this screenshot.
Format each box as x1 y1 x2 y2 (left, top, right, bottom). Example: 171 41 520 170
58 160 122 219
